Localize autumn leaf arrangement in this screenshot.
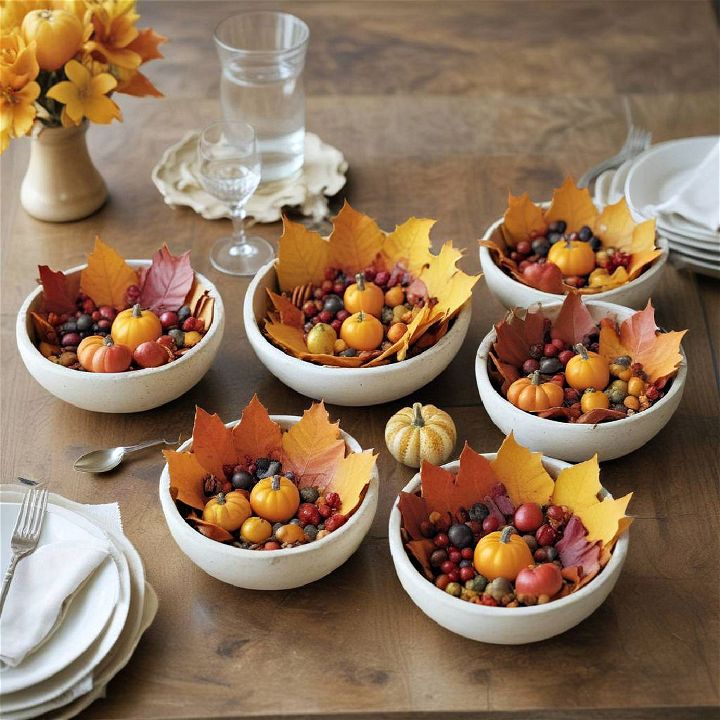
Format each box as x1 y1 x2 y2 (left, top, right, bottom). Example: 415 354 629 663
480 178 663 294
165 396 377 550
1 0 165 152
398 433 633 607
30 236 215 373
263 202 480 368
488 292 686 424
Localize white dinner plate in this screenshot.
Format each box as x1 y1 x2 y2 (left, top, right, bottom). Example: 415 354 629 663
608 158 634 206
669 253 720 279
0 492 134 714
593 168 615 207
657 215 720 244
661 233 720 262
0 504 120 694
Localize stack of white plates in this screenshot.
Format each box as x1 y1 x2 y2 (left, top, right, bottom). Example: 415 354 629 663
0 487 157 720
594 136 720 279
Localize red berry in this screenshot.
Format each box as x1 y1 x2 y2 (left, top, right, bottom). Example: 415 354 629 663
331 319 342 333
546 505 564 522
182 317 197 332
336 310 350 322
558 349 575 366
448 549 462 564
551 338 566 351
543 343 559 358
479 595 498 606
482 516 499 533
534 547 547 562
333 283 345 295
325 492 341 508
82 298 96 314
159 311 178 328
313 288 324 300
363 267 376 281
158 335 175 350
514 502 544 533
440 560 456 575
324 267 336 281
317 503 333 519
98 306 116 321
97 319 111 330
529 343 543 360
535 523 557 547
420 520 436 538
321 280 334 292
551 373 565 386
434 515 451 533
459 566 475 582
318 310 333 324
461 547 474 560
303 301 318 317
522 358 539 374
518 260 532 273
430 549 447 567
516 240 532 255
297 503 321 526
563 387 580 403
434 532 449 548
324 513 347 532
447 570 460 583
374 271 389 287
435 574 450 590
264 541 281 551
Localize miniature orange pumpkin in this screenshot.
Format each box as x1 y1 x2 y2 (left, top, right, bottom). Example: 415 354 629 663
250 475 300 522
340 311 384 351
22 9 83 70
474 526 533 581
384 285 405 307
240 516 272 543
547 238 596 276
581 387 609 413
565 344 610 391
507 371 564 412
202 491 252 532
276 523 306 544
343 273 384 317
77 335 132 373
111 304 162 353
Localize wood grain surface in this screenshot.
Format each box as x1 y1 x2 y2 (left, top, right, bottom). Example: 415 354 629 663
1 1 718 718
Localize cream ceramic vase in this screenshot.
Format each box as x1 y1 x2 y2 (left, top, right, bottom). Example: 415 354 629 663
20 121 107 222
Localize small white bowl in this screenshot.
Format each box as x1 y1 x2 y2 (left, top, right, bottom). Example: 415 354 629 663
479 213 669 310
159 416 379 590
476 301 687 462
16 261 225 413
243 260 472 406
389 456 629 644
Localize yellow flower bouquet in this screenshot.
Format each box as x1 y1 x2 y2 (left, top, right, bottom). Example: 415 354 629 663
0 0 165 151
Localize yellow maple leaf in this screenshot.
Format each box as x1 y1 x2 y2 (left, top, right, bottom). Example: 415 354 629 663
578 492 633 546
418 242 478 319
551 456 602 516
381 217 435 273
544 177 597 233
329 450 377 515
490 432 554 506
264 319 309 357
163 449 207 511
80 236 138 309
276 217 330 292
592 198 637 250
328 201 384 274
503 192 547 244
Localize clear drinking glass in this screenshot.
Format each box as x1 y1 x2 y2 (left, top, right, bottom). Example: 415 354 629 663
214 12 309 184
197 121 274 276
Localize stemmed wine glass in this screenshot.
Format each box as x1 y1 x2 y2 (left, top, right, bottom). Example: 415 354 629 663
197 121 274 275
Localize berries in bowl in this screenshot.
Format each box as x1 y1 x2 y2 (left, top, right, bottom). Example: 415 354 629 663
388 434 632 644
159 396 379 590
475 293 687 462
243 203 479 406
479 178 668 310
16 237 224 413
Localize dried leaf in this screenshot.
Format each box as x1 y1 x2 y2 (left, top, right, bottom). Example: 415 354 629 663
578 493 633 546
593 198 637 250
488 352 520 394
139 244 194 313
536 405 582 421
277 217 330 292
163 449 207 510
264 319 309 357
267 289 304 329
30 311 56 343
38 266 76 314
551 456 603 516
599 301 686 382
186 515 233 543
381 217 435 273
543 177 597 232
398 491 429 541
282 402 346 489
490 432 554 507
576 408 627 424
80 236 138 310
328 201 384 274
231 394 283 462
556 516 601 578
454 443 499 500
192 407 238 481
406 539 436 580
550 292 597 347
418 242 479 319
327 450 377 515
503 191 547 244
492 307 546 366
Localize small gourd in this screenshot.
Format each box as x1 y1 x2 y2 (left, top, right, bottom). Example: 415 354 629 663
276 523 306 544
605 379 628 404
473 526 533 581
340 311 384 351
384 285 405 307
581 387 610 413
385 402 457 468
111 304 162 353
609 355 632 381
77 335 132 373
306 323 337 355
565 344 610 391
507 371 564 412
547 238 596 276
240 516 272 544
250 475 300 522
343 273 384 317
202 491 252 532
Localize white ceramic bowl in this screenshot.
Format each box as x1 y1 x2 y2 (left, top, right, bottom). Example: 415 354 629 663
159 416 379 590
479 213 669 310
16 261 225 413
243 260 472 406
389 456 629 644
476 301 687 462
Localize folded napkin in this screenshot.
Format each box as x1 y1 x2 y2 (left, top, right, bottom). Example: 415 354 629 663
0 541 109 667
641 139 720 231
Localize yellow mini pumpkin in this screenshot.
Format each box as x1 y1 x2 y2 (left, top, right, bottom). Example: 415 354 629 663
565 344 610 391
385 402 457 468
547 238 596 277
340 311 384 351
474 526 533 581
22 9 83 70
240 516 272 544
111 304 162 353
507 371 564 412
202 491 252 532
250 475 300 522
581 387 610 413
343 273 384 317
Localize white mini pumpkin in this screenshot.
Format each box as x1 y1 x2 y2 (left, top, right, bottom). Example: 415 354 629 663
385 402 457 468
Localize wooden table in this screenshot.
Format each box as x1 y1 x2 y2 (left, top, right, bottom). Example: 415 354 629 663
2 1 718 718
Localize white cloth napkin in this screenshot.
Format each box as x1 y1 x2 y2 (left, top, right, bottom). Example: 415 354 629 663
0 541 109 667
641 139 720 231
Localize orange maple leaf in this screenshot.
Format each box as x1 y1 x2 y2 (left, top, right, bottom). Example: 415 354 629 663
163 449 207 510
231 394 283 462
327 450 377 515
191 407 238 480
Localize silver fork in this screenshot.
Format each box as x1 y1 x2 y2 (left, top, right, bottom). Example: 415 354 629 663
579 124 652 188
0 486 49 615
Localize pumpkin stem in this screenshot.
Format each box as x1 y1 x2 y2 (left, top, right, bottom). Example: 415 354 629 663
132 303 143 318
499 526 514 544
574 343 589 360
215 491 226 505
355 272 366 291
412 402 425 427
271 475 281 491
357 311 365 322
530 370 541 385
103 336 114 347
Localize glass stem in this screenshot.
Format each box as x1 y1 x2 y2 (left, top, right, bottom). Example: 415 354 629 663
230 206 248 250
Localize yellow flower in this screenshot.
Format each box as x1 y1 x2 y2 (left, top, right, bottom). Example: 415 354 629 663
0 31 39 85
46 57 121 124
84 0 141 69
0 65 40 141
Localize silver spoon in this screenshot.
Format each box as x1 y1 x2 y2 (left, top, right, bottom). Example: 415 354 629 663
73 438 179 474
